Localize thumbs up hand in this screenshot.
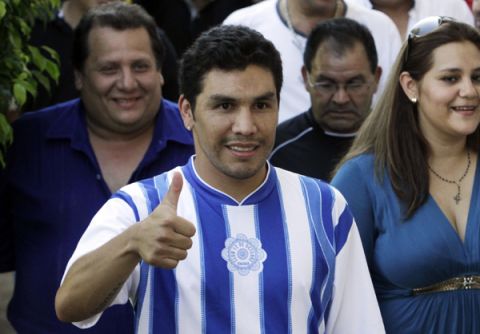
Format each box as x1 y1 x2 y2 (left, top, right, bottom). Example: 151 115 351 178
133 172 196 269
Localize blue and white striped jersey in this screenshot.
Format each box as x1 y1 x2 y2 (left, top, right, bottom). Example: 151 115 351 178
66 157 384 333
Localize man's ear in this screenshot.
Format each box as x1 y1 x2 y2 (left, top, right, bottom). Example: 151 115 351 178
158 71 164 87
178 95 195 131
74 70 83 91
301 65 310 91
399 71 419 102
371 66 383 94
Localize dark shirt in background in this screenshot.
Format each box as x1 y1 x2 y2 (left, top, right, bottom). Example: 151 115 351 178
0 98 194 333
134 0 256 57
270 109 354 182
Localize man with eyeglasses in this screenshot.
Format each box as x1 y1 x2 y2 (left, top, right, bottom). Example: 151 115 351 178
224 0 400 124
270 18 381 181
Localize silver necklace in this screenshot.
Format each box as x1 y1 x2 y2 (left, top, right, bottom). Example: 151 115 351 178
429 150 471 204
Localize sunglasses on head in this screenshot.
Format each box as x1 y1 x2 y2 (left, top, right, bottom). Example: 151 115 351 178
404 16 455 64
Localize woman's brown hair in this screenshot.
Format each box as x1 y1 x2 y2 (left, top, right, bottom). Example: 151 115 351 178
334 20 480 217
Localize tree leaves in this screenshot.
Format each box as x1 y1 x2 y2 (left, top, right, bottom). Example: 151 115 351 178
0 2 6 22
0 0 60 166
0 113 13 167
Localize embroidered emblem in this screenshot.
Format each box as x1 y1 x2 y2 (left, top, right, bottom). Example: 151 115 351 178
221 233 267 276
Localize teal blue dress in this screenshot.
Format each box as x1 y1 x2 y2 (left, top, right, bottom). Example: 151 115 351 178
332 153 480 334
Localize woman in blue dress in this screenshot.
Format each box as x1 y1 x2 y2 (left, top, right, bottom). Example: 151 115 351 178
332 17 480 333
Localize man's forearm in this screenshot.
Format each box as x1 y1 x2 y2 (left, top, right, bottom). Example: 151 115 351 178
55 224 140 323
55 172 195 323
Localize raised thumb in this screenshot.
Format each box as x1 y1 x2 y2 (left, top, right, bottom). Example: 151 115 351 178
162 171 183 211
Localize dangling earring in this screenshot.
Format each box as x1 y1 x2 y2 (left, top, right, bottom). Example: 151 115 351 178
411 96 417 104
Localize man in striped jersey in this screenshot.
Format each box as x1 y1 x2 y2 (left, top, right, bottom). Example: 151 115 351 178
56 25 385 333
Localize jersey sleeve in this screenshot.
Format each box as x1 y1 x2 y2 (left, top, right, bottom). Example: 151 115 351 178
62 191 142 329
326 189 385 334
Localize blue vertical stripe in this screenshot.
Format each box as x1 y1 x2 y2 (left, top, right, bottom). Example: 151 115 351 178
300 177 335 328
134 261 150 332
334 208 354 254
196 194 231 333
306 227 320 334
151 268 177 333
317 181 336 324
300 177 325 333
139 177 160 211
258 182 291 333
153 173 177 333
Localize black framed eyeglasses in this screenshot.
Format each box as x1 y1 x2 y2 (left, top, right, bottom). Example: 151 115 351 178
404 16 455 64
306 73 372 97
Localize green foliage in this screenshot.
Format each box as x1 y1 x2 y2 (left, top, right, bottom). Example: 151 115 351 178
0 0 60 166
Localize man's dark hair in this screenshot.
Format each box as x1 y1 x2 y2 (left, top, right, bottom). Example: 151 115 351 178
179 25 283 110
304 18 378 73
72 2 165 72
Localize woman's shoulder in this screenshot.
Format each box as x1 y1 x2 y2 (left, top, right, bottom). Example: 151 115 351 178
339 153 376 174
331 153 381 192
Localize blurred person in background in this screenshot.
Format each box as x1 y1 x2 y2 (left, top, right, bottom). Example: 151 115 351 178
346 0 474 39
473 0 480 29
270 18 380 181
224 0 400 123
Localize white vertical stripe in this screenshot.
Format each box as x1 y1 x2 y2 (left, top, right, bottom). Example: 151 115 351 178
318 320 326 334
225 205 262 334
276 169 314 333
176 175 203 334
330 188 347 228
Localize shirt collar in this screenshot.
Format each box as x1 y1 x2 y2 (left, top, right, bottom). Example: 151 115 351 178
46 99 90 153
307 108 358 138
46 98 193 153
182 156 276 206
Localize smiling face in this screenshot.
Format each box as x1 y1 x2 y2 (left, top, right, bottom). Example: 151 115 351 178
76 26 163 137
404 41 480 144
179 65 278 197
304 40 380 134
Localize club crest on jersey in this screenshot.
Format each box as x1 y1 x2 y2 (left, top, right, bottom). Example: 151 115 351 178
221 233 267 276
